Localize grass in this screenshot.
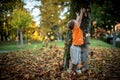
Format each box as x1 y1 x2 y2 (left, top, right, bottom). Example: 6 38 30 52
90 39 113 48
0 39 114 51
0 41 42 51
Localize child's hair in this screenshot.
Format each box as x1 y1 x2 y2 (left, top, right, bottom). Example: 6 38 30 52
67 20 75 30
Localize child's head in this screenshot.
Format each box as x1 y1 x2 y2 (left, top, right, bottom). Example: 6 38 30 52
67 20 76 30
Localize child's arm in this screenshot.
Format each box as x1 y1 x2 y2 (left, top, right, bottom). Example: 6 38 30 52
76 8 85 27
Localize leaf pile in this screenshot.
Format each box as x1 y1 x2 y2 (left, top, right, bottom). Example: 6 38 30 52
0 46 120 80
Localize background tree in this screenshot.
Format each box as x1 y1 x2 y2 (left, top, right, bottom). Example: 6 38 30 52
92 0 120 28
10 8 32 46
40 0 60 33
0 0 24 41
39 0 70 41
92 0 120 47
28 21 43 41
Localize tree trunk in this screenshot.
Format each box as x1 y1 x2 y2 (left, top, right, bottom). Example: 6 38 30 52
63 30 72 69
16 29 19 45
0 33 4 41
113 31 116 48
20 29 24 46
63 0 91 69
81 0 91 69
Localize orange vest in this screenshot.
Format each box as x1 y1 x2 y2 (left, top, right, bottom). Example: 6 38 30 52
72 24 84 45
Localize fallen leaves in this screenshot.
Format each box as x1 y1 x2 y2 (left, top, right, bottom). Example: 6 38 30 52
0 46 120 80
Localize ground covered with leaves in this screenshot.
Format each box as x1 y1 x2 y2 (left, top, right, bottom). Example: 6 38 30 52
0 46 120 80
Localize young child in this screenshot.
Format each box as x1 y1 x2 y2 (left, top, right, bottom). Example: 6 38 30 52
67 8 85 74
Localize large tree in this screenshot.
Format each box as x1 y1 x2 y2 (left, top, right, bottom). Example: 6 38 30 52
10 8 32 46
63 0 91 69
0 0 24 41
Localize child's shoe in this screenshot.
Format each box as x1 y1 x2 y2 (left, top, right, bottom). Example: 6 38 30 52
67 69 72 73
76 69 82 74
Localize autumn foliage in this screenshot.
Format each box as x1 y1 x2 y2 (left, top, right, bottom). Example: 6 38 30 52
0 46 120 80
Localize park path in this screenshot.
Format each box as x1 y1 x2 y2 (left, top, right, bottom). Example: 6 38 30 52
0 50 9 53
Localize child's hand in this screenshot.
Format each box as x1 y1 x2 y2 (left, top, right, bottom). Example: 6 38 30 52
76 12 79 17
86 33 90 37
80 8 85 13
82 8 85 13
76 8 85 16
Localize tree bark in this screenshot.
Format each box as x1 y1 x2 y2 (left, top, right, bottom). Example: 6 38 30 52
20 29 23 46
16 29 19 45
63 30 72 69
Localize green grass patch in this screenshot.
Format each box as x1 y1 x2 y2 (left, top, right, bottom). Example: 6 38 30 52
90 39 113 48
0 39 114 51
0 41 42 51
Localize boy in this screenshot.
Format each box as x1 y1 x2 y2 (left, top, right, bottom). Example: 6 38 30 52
67 8 85 74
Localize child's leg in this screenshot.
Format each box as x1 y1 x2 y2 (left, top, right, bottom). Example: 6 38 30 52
77 62 83 69
68 59 73 70
67 59 73 73
75 62 82 74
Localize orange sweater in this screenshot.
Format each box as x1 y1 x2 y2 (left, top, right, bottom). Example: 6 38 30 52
72 24 84 45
